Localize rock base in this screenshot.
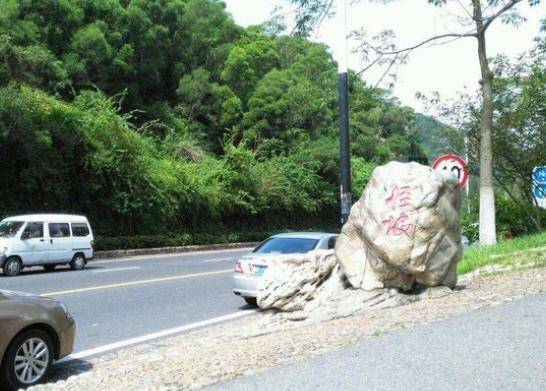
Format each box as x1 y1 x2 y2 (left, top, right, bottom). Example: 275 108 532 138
253 254 453 336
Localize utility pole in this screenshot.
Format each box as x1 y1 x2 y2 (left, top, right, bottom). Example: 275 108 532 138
338 0 352 225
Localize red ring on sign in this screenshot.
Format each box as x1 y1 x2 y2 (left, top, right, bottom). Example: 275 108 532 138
432 154 469 188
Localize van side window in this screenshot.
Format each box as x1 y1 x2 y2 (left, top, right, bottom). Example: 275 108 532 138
327 236 337 249
22 222 44 239
71 223 90 237
49 223 70 238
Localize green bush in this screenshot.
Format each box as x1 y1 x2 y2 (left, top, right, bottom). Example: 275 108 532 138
461 214 479 244
351 157 376 199
93 221 339 251
460 193 545 244
495 194 546 239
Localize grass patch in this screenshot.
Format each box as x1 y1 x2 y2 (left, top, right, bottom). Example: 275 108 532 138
458 231 546 275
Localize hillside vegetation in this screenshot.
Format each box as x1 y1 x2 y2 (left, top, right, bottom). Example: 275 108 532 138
0 0 459 249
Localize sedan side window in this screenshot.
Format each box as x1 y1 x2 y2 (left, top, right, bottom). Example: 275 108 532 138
49 223 70 238
327 236 337 249
22 222 44 239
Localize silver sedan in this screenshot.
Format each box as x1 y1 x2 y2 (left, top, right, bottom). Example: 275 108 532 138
233 232 337 306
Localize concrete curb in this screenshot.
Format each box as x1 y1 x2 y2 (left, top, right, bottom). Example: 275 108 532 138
93 242 259 260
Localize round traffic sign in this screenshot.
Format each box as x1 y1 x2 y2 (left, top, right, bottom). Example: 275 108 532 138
432 154 469 188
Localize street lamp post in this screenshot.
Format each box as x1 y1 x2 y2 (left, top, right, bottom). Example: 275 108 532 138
338 0 352 225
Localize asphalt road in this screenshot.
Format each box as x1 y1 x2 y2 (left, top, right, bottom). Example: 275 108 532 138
214 292 546 391
0 248 253 353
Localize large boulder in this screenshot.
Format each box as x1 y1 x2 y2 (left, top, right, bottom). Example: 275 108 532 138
335 161 462 291
257 250 337 311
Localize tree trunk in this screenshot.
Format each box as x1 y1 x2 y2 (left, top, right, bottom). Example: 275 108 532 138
473 0 497 245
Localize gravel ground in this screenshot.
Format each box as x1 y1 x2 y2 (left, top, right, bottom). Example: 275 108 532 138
29 266 545 391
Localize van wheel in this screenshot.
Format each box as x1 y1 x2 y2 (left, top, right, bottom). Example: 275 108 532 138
2 257 22 277
43 265 56 272
70 254 86 271
0 329 53 390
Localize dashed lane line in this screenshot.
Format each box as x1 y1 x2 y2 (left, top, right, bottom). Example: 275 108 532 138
91 266 141 274
203 258 234 263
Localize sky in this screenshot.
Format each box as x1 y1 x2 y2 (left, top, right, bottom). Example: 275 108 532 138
223 0 544 112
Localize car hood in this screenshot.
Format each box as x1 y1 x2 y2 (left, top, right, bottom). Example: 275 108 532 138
0 290 53 303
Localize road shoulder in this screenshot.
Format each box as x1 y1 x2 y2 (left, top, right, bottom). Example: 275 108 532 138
215 291 546 391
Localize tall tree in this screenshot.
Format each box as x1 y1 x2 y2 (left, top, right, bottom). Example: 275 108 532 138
439 28 546 231
291 0 542 245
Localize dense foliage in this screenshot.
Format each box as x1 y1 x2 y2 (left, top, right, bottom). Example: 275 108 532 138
0 0 453 248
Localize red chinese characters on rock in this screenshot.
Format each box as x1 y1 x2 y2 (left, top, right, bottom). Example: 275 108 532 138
382 213 414 238
385 185 411 208
382 185 415 238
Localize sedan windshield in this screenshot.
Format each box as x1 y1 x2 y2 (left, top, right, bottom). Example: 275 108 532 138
253 237 319 254
0 221 24 238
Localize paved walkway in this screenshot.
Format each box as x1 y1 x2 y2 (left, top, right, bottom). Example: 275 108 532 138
214 292 546 391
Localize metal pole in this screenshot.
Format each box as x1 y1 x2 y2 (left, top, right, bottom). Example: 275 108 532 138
338 0 352 225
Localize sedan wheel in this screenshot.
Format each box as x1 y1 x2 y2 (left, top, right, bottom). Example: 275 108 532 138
14 338 50 384
1 330 53 390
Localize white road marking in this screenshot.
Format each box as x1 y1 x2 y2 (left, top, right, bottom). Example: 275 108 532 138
57 310 258 363
91 266 141 274
92 247 253 265
203 258 234 263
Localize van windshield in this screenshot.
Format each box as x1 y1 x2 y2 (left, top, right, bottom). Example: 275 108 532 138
0 221 24 238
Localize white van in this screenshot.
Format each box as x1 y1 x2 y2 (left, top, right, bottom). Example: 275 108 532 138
0 214 94 276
